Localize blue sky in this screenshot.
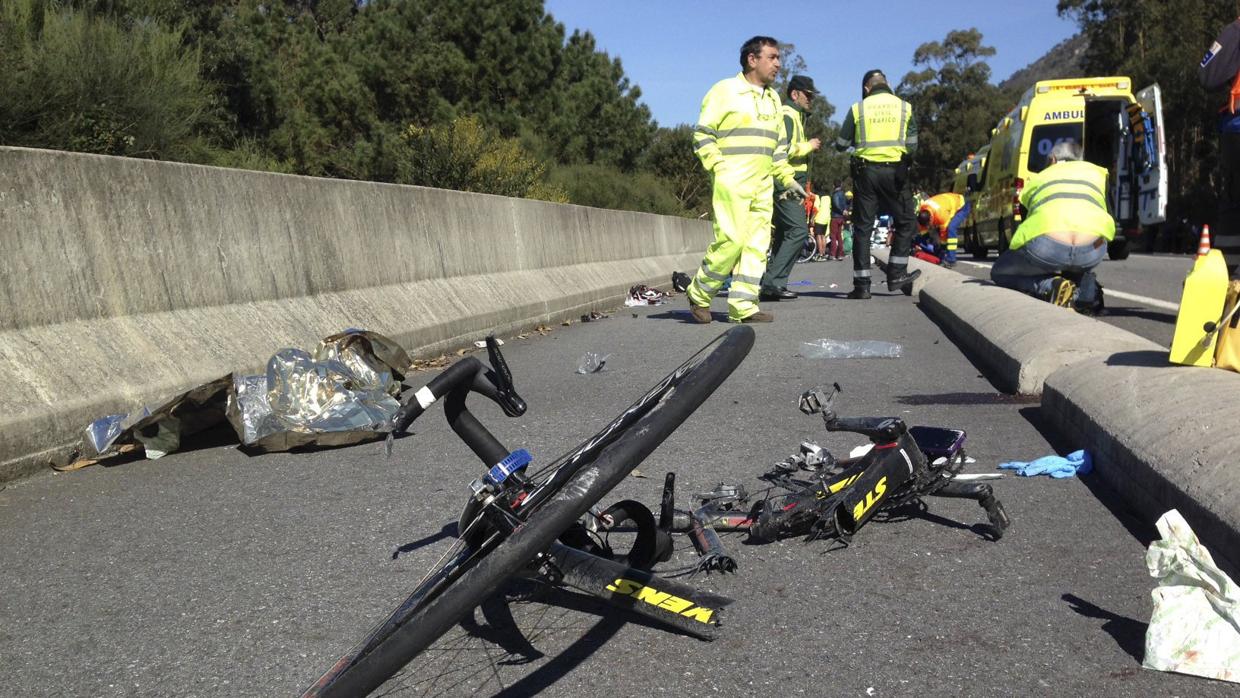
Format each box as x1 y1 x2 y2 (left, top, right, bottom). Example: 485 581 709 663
543 0 1081 126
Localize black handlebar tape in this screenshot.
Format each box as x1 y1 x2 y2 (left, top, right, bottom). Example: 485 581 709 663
444 384 510 468
391 358 483 434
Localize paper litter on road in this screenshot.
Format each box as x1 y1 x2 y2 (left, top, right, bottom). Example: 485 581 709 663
1143 509 1240 683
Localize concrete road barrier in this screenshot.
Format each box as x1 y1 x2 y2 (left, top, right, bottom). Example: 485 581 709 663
873 250 1163 394
0 147 709 483
1043 356 1240 575
871 249 1238 572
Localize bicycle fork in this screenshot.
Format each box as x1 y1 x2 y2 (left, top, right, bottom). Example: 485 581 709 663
540 541 733 640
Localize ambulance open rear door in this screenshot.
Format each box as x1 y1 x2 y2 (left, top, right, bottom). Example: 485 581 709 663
1136 84 1167 226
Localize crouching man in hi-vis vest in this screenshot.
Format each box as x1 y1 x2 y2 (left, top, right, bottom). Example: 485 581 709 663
990 140 1112 313
687 36 804 324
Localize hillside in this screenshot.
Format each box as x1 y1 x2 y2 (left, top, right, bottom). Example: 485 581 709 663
998 33 1089 96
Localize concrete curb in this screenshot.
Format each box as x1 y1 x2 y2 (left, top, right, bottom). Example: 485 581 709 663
0 147 708 484
873 248 1239 573
874 250 1163 394
1043 356 1240 575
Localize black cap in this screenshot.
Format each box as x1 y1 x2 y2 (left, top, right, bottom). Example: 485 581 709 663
862 69 886 88
788 75 818 95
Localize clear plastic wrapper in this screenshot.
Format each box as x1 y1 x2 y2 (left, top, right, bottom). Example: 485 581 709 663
799 339 903 359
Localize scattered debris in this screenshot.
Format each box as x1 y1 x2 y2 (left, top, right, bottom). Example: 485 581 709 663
410 355 452 371
998 450 1091 478
788 280 813 286
799 339 903 359
67 330 412 467
581 311 609 323
576 352 610 374
473 338 504 349
1143 509 1240 683
625 285 669 306
671 271 691 293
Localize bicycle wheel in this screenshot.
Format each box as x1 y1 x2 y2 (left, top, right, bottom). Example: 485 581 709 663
304 326 754 697
797 237 817 263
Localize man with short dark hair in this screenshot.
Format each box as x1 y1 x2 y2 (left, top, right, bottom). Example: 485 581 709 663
759 74 822 301
687 37 804 324
990 141 1112 312
827 180 848 260
834 69 920 299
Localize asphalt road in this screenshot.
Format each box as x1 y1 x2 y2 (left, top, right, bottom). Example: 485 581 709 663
951 252 1193 348
0 257 1231 697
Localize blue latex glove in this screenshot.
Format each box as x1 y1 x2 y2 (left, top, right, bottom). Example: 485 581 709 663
998 450 1092 478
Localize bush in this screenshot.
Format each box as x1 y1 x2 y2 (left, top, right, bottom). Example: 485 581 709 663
547 163 689 216
0 0 213 159
399 116 562 199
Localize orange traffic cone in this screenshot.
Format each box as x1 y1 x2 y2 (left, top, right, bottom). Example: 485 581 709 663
1197 224 1212 257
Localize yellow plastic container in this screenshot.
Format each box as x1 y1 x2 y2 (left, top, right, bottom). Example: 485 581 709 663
1169 249 1230 366
1213 280 1240 372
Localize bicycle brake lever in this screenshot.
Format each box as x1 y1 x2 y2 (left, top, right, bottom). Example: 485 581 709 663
485 336 527 417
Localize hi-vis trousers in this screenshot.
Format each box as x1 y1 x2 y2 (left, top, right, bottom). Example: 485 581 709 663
687 177 774 321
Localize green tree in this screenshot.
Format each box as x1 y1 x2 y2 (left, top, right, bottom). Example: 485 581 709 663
0 0 213 158
898 28 1009 191
640 125 710 216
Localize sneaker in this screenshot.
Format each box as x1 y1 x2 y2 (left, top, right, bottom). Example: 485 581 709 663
732 310 774 323
1048 276 1076 307
689 303 712 324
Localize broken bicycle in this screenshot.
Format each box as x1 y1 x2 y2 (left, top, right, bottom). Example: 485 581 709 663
302 326 754 696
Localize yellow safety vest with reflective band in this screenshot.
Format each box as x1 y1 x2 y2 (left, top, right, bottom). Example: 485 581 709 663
780 104 813 175
693 74 796 191
851 92 912 163
1010 160 1114 250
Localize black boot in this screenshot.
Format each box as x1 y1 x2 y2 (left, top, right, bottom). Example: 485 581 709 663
886 265 921 296
847 281 872 299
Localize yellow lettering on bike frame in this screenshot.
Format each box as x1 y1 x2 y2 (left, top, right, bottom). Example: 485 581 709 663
604 578 717 624
851 476 888 522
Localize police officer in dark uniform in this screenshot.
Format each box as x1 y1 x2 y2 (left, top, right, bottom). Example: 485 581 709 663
834 69 921 299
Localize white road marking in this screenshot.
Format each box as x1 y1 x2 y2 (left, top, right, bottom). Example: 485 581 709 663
1104 289 1179 312
953 261 1180 311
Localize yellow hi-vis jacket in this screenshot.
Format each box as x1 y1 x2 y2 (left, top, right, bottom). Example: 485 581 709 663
780 103 814 175
1011 160 1114 250
850 92 913 163
918 192 965 238
813 193 831 226
693 73 796 194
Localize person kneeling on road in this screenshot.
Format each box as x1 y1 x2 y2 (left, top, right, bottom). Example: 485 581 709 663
916 192 970 268
990 140 1111 313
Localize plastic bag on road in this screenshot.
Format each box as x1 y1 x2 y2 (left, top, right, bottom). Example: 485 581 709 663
1142 509 1240 683
799 339 902 359
576 352 610 374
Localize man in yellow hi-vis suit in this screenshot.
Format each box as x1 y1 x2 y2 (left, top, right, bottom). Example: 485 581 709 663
688 36 804 324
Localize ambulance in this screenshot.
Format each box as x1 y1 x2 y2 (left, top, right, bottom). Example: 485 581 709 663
950 144 990 228
962 77 1167 260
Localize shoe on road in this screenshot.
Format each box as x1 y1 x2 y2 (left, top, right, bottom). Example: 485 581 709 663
759 288 798 301
885 268 922 289
846 286 872 300
1049 276 1076 308
689 303 712 324
732 310 774 323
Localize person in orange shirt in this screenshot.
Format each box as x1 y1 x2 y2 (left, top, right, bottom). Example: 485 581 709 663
916 192 971 268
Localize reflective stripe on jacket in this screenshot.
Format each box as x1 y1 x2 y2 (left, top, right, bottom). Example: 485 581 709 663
693 74 795 193
850 92 913 163
1010 160 1114 250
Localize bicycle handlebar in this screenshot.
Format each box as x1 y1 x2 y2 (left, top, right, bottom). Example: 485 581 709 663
390 337 526 466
